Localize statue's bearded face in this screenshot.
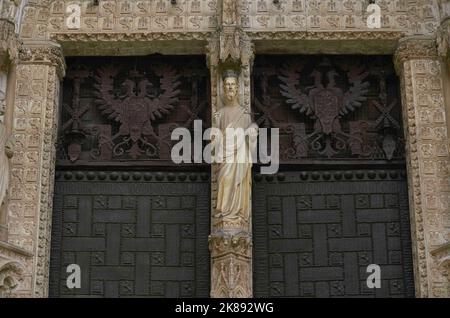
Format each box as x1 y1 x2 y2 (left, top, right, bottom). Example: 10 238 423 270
224 77 238 103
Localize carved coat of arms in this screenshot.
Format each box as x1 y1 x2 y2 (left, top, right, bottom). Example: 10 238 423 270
94 66 180 159
279 60 370 157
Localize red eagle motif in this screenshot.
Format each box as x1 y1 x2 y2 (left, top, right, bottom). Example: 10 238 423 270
93 65 180 158
279 61 370 136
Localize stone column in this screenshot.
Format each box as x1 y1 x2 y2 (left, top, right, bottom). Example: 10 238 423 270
207 0 255 298
5 40 65 297
394 37 450 298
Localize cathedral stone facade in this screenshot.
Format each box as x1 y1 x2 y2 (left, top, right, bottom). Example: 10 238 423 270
0 0 449 298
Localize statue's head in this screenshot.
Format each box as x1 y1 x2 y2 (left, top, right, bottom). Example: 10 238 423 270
222 70 239 104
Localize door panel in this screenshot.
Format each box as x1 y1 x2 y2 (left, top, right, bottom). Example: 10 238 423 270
50 56 211 298
50 170 210 297
253 169 414 298
252 55 415 298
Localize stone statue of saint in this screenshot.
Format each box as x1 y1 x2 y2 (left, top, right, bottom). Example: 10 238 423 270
213 70 258 223
0 101 14 207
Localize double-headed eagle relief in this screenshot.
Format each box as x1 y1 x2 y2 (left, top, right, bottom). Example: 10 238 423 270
57 57 209 164
94 65 181 159
279 59 370 157
252 56 404 161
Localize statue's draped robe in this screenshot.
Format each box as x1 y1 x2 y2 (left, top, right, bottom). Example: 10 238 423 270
215 105 256 221
0 123 9 206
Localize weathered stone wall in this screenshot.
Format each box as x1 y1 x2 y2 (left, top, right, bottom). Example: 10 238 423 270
0 0 448 297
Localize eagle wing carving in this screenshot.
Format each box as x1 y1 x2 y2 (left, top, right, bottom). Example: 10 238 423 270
93 65 181 125
278 62 313 116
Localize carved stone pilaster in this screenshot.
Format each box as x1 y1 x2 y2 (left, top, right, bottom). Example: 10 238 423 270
1 40 65 297
394 37 450 298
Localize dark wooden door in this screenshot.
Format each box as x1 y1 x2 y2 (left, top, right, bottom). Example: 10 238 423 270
253 169 414 297
49 56 210 297
252 56 415 297
50 170 210 297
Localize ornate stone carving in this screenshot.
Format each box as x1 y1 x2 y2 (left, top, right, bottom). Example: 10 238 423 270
394 37 438 74
18 41 66 78
0 18 19 65
46 0 217 35
0 257 24 297
209 232 252 298
3 40 65 297
395 37 450 297
431 242 450 283
242 0 439 35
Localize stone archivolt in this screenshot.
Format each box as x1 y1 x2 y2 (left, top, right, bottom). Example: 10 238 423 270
0 0 448 298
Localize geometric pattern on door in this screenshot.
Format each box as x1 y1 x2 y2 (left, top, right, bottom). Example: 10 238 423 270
253 169 415 298
50 170 210 298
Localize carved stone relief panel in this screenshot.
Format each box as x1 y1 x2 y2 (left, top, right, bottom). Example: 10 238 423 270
253 55 404 162
19 0 50 40
243 0 439 35
47 0 218 34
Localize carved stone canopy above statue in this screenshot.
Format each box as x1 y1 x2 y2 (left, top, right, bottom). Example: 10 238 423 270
57 56 210 165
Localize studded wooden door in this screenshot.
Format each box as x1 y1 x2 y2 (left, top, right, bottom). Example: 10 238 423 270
252 56 415 298
49 56 211 298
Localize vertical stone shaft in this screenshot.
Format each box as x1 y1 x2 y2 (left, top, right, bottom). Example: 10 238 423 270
5 40 65 297
208 0 254 298
395 37 450 298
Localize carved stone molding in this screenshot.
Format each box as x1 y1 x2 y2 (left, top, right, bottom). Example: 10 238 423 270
51 31 211 43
